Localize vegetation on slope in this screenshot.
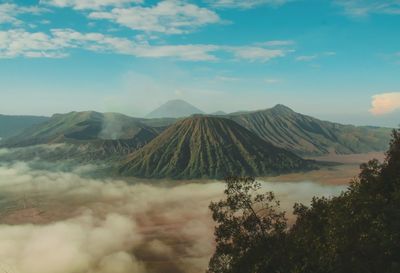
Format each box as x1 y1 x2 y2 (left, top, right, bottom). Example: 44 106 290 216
0 114 49 139
208 128 400 273
229 104 392 156
3 111 160 147
119 116 315 179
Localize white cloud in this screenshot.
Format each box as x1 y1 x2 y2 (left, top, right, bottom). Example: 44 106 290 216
134 44 219 61
214 76 241 82
40 0 143 10
0 29 291 62
0 29 115 59
0 161 344 273
227 46 287 62
264 78 281 84
0 3 47 25
324 51 337 56
89 0 221 34
370 92 400 115
258 40 295 46
296 55 317 61
335 0 400 17
0 29 217 61
206 0 291 9
0 162 222 273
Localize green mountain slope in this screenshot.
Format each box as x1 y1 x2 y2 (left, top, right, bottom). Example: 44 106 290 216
0 114 49 139
3 111 160 147
119 116 315 179
228 104 392 156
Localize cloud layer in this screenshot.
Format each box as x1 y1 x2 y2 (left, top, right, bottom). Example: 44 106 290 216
207 0 291 9
40 0 143 10
370 92 400 115
0 3 47 25
0 29 290 61
335 0 400 17
0 161 345 273
0 162 222 273
89 1 221 34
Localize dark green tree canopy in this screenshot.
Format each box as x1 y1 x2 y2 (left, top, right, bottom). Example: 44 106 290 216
208 129 400 273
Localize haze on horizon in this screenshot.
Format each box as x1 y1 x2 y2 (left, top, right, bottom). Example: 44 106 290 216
0 0 399 127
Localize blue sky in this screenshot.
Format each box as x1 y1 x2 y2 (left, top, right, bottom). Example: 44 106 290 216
0 0 399 126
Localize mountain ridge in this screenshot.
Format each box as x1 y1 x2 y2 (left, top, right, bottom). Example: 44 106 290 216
119 116 316 179
227 104 392 156
0 114 49 139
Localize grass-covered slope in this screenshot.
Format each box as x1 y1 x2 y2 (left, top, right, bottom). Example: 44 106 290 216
229 104 392 156
119 116 315 179
3 111 160 147
0 114 49 139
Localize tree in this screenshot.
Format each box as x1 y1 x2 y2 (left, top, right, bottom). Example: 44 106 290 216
208 129 400 273
208 176 287 273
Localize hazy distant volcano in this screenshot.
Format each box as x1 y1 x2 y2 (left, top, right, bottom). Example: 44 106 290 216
119 116 314 179
146 99 204 118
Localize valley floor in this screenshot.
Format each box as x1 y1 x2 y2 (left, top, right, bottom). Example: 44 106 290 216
263 152 385 185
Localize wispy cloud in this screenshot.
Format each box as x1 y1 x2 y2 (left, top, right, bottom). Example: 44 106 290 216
227 46 288 62
335 0 400 17
258 40 295 47
264 78 282 84
296 55 317 62
88 0 221 34
206 0 292 9
0 29 217 61
214 76 241 82
295 52 336 62
370 92 400 115
0 3 48 25
0 29 291 62
40 0 143 10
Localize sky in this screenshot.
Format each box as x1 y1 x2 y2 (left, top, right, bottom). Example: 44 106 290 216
0 0 399 127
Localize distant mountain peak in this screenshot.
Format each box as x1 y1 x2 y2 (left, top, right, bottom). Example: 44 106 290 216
271 104 294 113
210 111 227 116
146 99 204 119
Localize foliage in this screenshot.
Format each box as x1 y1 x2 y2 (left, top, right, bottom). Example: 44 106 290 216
208 129 400 273
208 176 287 273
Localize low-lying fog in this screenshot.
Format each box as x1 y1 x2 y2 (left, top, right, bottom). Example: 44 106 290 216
0 161 346 273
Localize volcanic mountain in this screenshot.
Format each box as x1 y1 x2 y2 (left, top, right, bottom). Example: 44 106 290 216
228 104 392 156
1 111 163 161
3 111 161 146
0 114 49 140
119 116 315 179
146 99 204 118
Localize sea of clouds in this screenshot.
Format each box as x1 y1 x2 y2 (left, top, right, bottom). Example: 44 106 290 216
0 161 346 273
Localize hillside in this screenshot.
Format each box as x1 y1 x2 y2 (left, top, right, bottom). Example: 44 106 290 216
3 111 161 147
228 104 392 156
119 116 315 179
146 99 204 118
0 114 49 140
